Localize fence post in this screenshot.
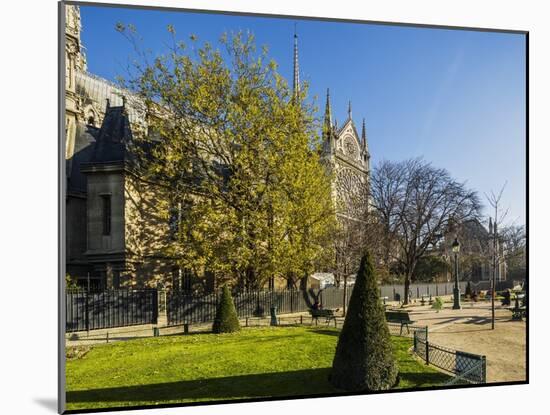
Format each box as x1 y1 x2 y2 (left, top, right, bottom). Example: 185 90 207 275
85 291 90 335
153 290 159 325
425 326 429 365
481 355 487 383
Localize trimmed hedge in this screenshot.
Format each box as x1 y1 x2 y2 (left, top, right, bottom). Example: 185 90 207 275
330 252 399 391
212 285 241 333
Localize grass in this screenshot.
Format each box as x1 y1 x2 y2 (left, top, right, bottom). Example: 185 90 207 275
66 326 450 410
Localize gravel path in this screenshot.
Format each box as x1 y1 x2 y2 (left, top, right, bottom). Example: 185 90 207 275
407 302 526 383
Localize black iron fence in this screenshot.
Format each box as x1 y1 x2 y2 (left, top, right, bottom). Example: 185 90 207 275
166 288 351 326
66 289 158 332
413 327 486 384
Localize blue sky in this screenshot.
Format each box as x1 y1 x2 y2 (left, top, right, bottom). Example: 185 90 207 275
79 5 526 226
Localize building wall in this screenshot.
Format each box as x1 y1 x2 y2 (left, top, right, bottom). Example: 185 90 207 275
124 174 174 288
85 170 126 254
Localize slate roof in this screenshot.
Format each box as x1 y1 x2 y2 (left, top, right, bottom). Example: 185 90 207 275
90 105 132 163
67 105 133 194
67 123 97 193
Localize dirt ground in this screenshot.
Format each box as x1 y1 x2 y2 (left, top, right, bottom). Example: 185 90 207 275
407 302 527 383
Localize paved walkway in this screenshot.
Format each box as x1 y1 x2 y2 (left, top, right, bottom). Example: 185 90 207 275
406 302 526 383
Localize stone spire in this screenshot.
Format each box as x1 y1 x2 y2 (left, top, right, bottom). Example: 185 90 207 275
361 118 367 149
292 25 300 99
347 100 352 120
323 88 333 145
324 89 332 126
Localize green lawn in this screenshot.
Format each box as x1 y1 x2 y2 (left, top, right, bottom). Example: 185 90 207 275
66 326 450 410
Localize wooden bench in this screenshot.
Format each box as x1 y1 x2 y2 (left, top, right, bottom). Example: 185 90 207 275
509 306 526 321
385 310 415 335
309 309 338 326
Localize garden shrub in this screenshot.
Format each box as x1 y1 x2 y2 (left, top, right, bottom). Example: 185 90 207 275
431 296 443 312
330 252 399 391
212 285 241 333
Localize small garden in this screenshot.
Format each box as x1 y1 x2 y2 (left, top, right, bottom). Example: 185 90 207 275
66 255 451 411
66 326 449 410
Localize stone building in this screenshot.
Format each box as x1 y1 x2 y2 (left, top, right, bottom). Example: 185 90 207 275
441 218 507 283
64 6 371 290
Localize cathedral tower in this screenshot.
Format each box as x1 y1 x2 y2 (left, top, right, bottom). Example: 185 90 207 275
323 94 370 222
64 5 86 163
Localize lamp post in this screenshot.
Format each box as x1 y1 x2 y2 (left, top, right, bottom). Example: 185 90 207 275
452 237 461 310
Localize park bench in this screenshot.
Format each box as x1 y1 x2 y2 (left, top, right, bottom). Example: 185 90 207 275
509 306 526 321
309 309 338 326
385 310 415 335
509 294 526 321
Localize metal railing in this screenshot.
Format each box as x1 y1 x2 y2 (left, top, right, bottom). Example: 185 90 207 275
166 288 352 326
413 327 486 384
66 289 158 332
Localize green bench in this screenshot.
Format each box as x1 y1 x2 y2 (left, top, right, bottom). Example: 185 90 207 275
509 306 526 321
385 310 415 335
309 309 338 326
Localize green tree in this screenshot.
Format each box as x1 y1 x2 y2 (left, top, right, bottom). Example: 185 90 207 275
212 285 241 333
118 27 336 289
413 255 450 282
330 252 399 391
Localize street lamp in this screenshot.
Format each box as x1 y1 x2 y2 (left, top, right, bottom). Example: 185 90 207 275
451 237 461 310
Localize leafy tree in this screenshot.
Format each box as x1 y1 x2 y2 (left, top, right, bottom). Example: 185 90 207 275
330 252 398 391
117 27 336 289
212 285 241 333
66 273 79 290
413 255 450 283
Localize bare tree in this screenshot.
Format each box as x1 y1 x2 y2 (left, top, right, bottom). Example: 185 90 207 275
485 183 510 329
371 158 482 304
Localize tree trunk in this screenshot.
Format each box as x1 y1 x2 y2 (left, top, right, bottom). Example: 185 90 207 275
403 276 411 305
342 275 348 316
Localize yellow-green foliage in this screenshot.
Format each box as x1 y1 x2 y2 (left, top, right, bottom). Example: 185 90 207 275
121 28 336 288
432 296 444 312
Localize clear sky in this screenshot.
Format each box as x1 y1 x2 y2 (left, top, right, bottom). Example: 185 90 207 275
78 4 526 226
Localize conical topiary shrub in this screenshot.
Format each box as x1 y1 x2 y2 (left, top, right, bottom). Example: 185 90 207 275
330 252 399 391
212 285 241 333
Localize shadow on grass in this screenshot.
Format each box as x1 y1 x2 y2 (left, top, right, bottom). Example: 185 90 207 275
398 371 450 387
67 367 450 405
67 368 334 404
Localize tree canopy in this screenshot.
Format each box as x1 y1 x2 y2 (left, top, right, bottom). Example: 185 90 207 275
119 27 336 290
